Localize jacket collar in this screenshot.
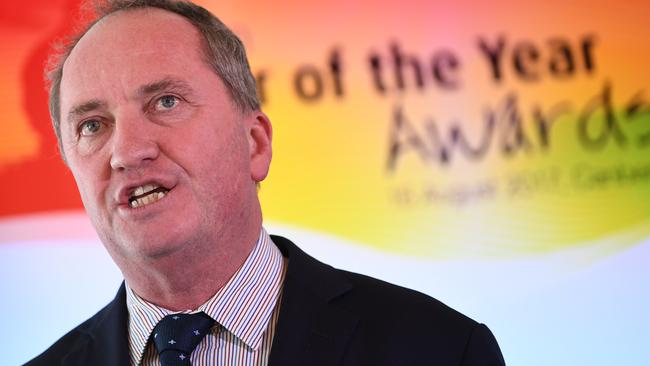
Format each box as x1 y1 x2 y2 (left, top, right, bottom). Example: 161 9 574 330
269 235 359 366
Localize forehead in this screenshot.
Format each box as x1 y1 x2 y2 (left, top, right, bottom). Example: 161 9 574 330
60 8 209 113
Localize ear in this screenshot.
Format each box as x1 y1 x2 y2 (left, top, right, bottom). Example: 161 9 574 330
246 111 273 182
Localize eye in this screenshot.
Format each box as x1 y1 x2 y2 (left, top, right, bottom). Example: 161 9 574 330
79 119 103 136
155 95 179 111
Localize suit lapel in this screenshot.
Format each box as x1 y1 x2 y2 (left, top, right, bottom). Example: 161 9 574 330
269 236 359 366
62 284 130 366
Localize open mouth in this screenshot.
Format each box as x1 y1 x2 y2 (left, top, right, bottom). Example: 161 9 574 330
128 184 170 208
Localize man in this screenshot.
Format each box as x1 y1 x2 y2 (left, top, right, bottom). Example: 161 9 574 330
28 0 505 365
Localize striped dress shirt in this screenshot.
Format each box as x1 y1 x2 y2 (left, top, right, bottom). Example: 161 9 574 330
125 229 286 366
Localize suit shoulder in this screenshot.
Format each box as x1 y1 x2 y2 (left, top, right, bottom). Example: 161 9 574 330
273 235 478 335
337 268 478 332
335 269 504 364
24 293 120 365
266 236 504 364
25 323 92 366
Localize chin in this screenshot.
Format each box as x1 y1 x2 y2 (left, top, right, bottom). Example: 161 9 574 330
105 227 186 262
153 223 211 257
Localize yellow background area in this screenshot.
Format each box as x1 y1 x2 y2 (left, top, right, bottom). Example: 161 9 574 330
226 1 650 257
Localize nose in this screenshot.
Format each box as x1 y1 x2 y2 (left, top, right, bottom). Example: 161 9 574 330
109 115 160 171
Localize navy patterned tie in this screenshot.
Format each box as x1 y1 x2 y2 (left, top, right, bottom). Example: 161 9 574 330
152 312 215 365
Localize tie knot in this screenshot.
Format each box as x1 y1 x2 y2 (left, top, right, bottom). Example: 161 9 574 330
152 312 215 365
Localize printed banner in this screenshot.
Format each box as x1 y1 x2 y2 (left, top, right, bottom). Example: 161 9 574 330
1 2 649 364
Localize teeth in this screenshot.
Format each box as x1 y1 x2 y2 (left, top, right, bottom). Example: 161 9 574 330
133 184 158 197
129 189 166 208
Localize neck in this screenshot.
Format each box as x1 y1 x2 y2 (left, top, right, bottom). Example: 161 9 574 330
118 212 262 311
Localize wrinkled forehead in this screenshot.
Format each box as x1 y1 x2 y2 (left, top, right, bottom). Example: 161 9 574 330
60 7 207 114
65 7 206 69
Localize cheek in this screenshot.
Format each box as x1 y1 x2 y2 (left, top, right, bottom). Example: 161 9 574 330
188 139 250 210
76 136 110 156
71 168 98 208
67 155 110 212
180 120 249 179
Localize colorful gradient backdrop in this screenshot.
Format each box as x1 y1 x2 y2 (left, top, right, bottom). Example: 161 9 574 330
1 0 649 365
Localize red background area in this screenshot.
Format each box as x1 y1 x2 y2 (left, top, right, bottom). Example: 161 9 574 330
0 0 85 216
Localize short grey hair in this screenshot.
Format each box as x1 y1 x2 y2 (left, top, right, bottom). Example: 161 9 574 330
46 0 260 156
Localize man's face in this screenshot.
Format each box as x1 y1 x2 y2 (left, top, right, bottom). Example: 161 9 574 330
58 9 271 262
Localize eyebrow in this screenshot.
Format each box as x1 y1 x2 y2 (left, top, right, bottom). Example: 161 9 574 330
67 99 107 124
136 77 194 98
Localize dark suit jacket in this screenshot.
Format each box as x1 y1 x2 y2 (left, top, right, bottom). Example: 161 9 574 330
27 236 505 365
